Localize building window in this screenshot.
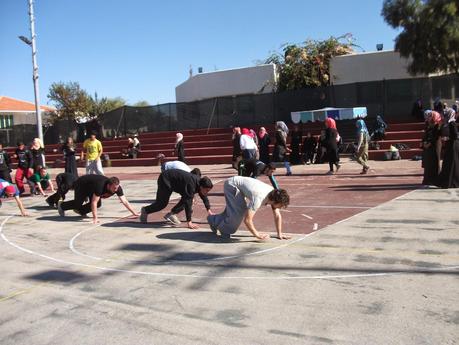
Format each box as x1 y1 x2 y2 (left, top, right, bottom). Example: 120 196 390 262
0 115 14 129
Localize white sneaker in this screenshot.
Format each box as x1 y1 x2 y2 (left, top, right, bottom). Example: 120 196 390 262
164 213 181 225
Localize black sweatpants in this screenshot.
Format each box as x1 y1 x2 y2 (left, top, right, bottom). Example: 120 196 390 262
144 177 172 214
61 188 101 215
46 174 75 206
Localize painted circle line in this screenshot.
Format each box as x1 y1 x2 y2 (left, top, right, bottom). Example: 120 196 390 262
0 197 457 280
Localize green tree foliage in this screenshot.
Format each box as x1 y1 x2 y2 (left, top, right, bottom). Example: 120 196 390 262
382 0 459 75
47 82 126 123
264 35 355 91
47 81 91 123
89 93 126 117
132 100 150 107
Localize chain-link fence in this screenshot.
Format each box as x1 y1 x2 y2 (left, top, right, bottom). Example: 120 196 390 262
10 73 458 146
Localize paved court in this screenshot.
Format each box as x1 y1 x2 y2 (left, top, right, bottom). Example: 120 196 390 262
0 160 458 345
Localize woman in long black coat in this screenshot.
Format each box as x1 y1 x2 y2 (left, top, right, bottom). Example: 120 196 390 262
323 118 341 174
174 132 185 162
62 137 78 178
437 109 459 188
421 111 442 185
289 125 302 165
257 127 271 164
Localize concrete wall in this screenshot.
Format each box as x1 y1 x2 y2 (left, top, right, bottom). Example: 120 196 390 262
175 64 276 103
330 50 427 85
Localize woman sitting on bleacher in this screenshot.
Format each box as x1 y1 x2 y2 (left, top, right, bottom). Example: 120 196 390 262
371 115 387 141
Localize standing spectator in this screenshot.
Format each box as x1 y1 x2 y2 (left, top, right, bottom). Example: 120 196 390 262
323 118 341 175
302 132 317 165
231 127 242 169
257 127 271 164
14 141 33 194
240 128 258 160
421 110 442 185
289 125 302 165
62 137 78 178
272 121 292 176
30 137 45 174
82 131 104 175
411 99 424 121
0 143 12 182
0 179 27 216
29 166 54 196
315 130 327 164
355 119 371 174
437 108 459 188
174 132 185 162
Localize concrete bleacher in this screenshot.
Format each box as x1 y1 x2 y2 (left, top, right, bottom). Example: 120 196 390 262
5 120 425 168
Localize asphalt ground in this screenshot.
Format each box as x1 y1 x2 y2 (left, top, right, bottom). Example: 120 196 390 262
0 159 457 345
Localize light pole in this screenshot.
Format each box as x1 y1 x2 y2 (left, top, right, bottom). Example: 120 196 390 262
19 0 43 143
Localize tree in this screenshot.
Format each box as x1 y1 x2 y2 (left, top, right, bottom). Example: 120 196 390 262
48 83 126 124
382 0 459 75
132 100 150 107
47 81 91 123
89 93 126 118
263 35 356 91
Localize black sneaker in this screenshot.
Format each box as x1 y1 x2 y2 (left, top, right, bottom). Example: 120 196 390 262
57 200 65 217
139 207 148 223
45 198 55 208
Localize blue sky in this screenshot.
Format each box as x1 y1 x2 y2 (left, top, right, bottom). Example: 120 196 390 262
0 0 399 106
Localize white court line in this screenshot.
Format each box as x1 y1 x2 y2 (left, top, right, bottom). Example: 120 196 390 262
69 221 310 263
1 188 458 280
2 218 458 280
302 214 313 220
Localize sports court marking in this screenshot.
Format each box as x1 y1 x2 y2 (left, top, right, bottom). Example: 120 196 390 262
1 207 457 280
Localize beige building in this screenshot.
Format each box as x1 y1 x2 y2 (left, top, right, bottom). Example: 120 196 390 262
330 50 435 85
175 64 277 103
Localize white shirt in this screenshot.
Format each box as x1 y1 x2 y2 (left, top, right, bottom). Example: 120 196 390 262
163 161 191 172
240 134 257 150
228 176 273 212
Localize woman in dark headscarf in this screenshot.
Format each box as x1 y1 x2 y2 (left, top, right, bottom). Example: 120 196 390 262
323 118 341 174
355 119 371 174
257 127 271 164
289 125 302 165
421 110 442 185
272 121 292 176
371 115 387 142
437 108 459 188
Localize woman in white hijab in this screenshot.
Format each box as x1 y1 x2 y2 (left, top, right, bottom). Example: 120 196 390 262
174 133 186 162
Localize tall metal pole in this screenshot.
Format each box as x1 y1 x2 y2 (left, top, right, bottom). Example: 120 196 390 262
27 0 43 142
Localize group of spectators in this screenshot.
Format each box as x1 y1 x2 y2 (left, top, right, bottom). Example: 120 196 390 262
421 100 459 188
230 117 388 176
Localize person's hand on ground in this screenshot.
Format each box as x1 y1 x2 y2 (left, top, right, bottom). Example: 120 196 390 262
187 221 199 229
256 233 270 240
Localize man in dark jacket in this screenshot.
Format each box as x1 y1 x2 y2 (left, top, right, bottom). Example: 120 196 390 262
58 175 138 224
139 169 213 229
0 143 12 182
